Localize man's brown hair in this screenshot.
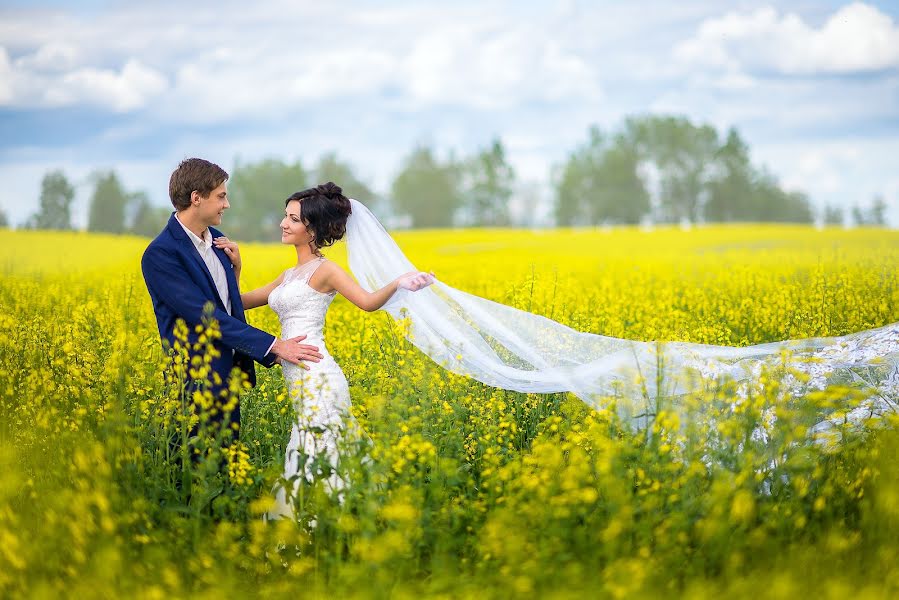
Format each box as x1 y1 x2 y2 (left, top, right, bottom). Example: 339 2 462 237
169 158 229 210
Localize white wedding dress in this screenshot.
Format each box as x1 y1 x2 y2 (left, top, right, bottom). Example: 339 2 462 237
265 257 353 520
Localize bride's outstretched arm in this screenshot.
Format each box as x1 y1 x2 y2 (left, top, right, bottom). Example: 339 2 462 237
317 261 434 312
240 273 286 309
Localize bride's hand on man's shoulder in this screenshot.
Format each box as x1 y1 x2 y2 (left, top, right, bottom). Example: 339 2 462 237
213 236 241 269
398 270 436 292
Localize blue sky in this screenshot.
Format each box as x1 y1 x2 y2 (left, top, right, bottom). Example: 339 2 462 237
1 0 897 227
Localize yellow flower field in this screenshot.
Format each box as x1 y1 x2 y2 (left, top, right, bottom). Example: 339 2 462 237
1 224 898 598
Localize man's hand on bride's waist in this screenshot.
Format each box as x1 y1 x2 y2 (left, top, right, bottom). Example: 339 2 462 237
271 334 323 370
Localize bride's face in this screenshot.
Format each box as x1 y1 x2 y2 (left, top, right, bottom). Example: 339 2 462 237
281 200 311 246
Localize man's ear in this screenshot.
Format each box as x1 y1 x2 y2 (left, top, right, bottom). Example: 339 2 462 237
190 190 200 206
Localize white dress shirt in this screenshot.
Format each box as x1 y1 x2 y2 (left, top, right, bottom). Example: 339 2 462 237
175 213 231 315
175 214 277 358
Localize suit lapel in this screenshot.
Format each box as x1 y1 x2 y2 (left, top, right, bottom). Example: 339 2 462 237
166 214 225 312
212 243 245 321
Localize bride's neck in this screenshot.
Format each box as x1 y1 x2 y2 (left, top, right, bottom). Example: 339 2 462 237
294 245 319 265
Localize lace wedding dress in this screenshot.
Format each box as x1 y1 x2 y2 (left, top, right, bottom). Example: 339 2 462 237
265 257 353 520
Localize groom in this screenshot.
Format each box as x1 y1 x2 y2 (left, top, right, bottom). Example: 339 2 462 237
141 157 321 445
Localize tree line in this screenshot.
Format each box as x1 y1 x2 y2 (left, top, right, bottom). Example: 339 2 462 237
554 116 887 227
6 114 890 236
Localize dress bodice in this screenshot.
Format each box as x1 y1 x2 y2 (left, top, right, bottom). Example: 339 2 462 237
268 259 336 343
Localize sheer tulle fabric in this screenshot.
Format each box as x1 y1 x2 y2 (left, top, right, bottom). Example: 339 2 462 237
345 199 899 431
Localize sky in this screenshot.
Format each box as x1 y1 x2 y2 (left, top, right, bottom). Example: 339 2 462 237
1 0 897 228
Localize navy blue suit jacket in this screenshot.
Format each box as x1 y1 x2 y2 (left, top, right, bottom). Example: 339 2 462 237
141 214 276 391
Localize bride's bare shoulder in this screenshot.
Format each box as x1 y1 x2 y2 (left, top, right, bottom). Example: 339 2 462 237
317 258 338 272
315 259 352 285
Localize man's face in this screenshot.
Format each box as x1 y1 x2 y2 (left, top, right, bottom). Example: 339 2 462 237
195 182 229 228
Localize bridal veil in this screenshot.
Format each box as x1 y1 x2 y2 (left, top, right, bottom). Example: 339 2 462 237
345 199 899 431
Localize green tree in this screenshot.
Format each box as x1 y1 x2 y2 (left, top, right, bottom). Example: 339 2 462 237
312 152 376 204
0 206 8 228
227 158 308 242
391 146 462 228
822 204 844 226
130 192 171 237
555 126 604 226
591 137 650 224
705 129 755 222
852 196 890 226
851 203 866 226
87 170 129 234
31 170 75 230
554 127 650 225
464 138 516 226
624 115 719 223
870 195 888 226
750 170 813 223
777 190 814 223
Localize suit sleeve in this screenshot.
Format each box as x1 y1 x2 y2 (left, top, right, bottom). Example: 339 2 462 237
259 341 278 368
142 245 276 363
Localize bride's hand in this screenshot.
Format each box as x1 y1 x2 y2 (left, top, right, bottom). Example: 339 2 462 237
214 236 241 275
397 271 435 292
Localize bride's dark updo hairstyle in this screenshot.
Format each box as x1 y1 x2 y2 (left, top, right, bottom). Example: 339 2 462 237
285 182 352 251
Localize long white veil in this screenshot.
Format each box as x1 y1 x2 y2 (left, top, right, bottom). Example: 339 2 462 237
345 199 899 431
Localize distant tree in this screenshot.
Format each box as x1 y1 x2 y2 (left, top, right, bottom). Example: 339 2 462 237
555 126 604 226
130 192 171 237
228 158 308 242
852 195 890 226
778 190 814 223
850 203 866 226
464 138 516 226
748 170 813 223
87 170 130 234
624 115 718 223
311 152 376 204
554 127 650 226
391 146 462 228
705 128 755 222
822 204 844 226
0 206 8 228
870 194 888 226
590 137 650 224
31 169 75 230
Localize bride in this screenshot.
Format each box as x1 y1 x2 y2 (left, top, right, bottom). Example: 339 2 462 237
217 182 434 520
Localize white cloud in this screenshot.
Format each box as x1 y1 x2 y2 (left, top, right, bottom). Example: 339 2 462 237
1 44 168 112
0 47 11 103
0 2 601 120
675 2 899 76
15 41 81 72
162 45 399 122
54 60 168 112
401 24 600 110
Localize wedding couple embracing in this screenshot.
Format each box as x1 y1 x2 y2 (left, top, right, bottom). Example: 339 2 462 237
141 157 434 520
143 157 898 521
